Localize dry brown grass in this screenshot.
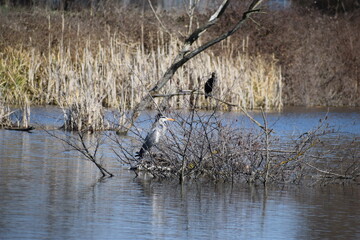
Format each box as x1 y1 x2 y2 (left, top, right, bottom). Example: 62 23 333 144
239 7 360 106
0 7 283 131
0 33 282 111
50 32 281 130
0 93 12 128
0 47 39 104
1 3 359 107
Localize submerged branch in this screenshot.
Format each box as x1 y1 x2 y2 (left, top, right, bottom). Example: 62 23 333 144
304 162 354 179
46 130 113 178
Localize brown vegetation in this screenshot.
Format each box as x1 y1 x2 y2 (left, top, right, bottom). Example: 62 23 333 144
1 1 357 184
293 0 360 15
0 1 284 132
1 2 359 108
0 94 12 127
240 7 360 106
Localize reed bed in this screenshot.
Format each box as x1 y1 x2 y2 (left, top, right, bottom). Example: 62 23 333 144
0 35 282 110
0 48 34 128
0 15 282 130
0 47 41 105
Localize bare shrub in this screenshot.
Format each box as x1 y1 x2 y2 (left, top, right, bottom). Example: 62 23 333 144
47 129 114 178
112 109 265 183
262 114 360 185
112 108 359 185
166 111 266 183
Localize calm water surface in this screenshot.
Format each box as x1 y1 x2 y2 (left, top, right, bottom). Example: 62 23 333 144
1 107 360 240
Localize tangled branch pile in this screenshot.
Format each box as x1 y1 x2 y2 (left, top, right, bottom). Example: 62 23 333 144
113 110 360 185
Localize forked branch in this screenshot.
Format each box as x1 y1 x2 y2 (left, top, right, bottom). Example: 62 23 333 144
120 0 264 134
46 130 113 178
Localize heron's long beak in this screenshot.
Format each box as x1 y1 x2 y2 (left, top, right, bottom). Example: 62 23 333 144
166 118 175 121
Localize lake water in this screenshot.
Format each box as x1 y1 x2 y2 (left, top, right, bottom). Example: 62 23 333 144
1 107 360 239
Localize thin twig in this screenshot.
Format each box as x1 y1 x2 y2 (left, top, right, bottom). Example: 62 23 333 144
152 89 269 131
261 108 271 183
146 0 171 35
303 162 353 179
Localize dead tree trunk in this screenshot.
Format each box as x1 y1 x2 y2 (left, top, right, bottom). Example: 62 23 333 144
118 0 264 134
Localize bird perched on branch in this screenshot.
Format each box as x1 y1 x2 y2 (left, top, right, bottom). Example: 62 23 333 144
204 72 217 99
135 114 175 159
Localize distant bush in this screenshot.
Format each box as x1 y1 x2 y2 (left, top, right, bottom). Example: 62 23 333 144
292 0 360 14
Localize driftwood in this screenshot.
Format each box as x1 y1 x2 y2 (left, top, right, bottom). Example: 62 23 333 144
118 0 264 134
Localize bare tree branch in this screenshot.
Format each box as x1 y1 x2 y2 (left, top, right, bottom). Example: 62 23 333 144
46 130 113 178
151 90 268 130
303 162 353 179
119 0 264 134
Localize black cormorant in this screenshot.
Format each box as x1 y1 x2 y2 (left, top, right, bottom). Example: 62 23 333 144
204 72 217 99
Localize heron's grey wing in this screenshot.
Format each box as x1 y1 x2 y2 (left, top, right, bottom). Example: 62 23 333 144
136 128 157 159
142 128 157 151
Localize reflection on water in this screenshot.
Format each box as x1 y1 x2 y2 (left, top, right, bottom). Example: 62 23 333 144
1 107 360 239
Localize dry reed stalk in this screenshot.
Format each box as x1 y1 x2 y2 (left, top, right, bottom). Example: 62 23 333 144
19 96 31 128
0 92 12 128
43 24 282 112
0 47 38 130
54 43 108 131
0 47 39 104
1 24 283 114
115 34 282 111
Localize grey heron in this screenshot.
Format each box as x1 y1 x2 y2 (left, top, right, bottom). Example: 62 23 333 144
204 72 217 99
135 114 175 159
